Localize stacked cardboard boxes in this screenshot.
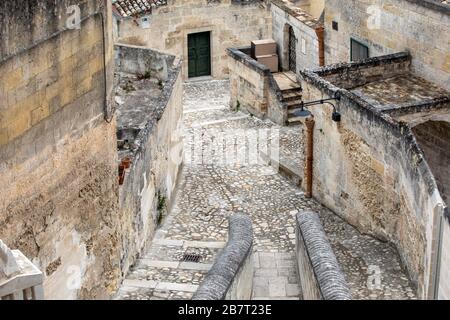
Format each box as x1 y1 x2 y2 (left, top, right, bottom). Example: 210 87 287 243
251 39 278 73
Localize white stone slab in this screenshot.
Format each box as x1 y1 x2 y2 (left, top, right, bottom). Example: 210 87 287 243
122 279 157 289
179 262 212 271
183 241 226 249
139 259 179 269
155 282 198 293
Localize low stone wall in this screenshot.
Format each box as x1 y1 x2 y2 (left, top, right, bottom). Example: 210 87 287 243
114 44 183 281
227 46 288 125
295 211 352 300
115 44 176 81
193 214 253 300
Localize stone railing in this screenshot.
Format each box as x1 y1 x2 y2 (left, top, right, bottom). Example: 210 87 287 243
0 240 44 300
192 214 253 300
295 211 352 300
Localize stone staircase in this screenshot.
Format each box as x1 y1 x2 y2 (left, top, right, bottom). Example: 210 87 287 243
115 237 226 300
283 87 304 126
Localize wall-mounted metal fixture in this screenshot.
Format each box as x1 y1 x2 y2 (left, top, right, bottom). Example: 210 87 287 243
292 96 342 122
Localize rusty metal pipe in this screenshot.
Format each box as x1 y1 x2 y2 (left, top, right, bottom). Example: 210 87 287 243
315 26 325 66
304 118 315 198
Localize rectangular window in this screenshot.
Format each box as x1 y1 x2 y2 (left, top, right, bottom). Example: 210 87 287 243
350 39 369 61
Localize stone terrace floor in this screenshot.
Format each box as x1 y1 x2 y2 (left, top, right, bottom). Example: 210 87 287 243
115 80 416 300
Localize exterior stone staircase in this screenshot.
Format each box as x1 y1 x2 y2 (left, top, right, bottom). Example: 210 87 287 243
115 234 226 300
283 87 304 126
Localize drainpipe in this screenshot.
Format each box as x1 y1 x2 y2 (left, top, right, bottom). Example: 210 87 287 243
304 118 315 198
315 26 325 66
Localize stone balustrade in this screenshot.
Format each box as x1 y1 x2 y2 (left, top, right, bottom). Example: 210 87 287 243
0 240 44 300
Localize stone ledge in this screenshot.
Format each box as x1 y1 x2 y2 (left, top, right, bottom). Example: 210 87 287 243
192 214 253 300
404 0 450 14
296 211 352 300
227 47 271 76
312 52 411 77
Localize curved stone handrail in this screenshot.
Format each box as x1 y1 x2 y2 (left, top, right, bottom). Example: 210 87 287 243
192 214 253 300
296 211 352 300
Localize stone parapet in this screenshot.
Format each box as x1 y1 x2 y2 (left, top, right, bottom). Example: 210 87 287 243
295 211 352 300
193 214 253 300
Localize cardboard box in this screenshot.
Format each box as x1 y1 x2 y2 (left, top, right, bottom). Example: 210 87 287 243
251 39 277 58
256 54 279 73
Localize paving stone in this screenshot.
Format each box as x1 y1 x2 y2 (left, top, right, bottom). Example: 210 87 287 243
268 277 287 297
286 283 301 297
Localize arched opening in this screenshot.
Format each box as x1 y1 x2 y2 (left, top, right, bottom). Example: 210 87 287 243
412 120 450 204
412 120 449 299
282 24 297 73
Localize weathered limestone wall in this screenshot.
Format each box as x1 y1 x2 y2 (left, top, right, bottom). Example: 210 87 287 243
324 0 450 90
299 56 448 299
115 45 183 278
116 0 272 79
227 47 269 118
271 0 322 73
227 46 288 125
0 1 120 299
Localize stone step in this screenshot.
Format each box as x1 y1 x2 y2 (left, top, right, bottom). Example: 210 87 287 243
282 91 303 102
287 116 304 126
280 87 302 96
286 100 304 110
138 259 213 271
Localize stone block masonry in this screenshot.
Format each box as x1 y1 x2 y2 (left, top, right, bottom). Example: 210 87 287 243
324 0 450 90
0 1 121 299
114 0 272 79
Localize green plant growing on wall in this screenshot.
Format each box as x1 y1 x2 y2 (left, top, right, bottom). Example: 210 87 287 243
156 191 167 226
235 100 241 112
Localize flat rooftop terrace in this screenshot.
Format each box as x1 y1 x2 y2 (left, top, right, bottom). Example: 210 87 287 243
115 72 163 159
351 74 449 112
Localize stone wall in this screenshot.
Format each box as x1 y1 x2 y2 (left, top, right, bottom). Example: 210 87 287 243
324 0 450 90
115 0 272 79
295 211 351 300
271 0 322 73
193 214 253 300
0 1 120 299
227 46 288 125
298 55 448 299
114 45 183 280
227 47 270 118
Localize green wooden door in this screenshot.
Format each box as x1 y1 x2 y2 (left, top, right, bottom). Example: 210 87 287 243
188 32 211 78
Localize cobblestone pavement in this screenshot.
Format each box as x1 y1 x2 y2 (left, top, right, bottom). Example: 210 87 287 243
117 80 416 300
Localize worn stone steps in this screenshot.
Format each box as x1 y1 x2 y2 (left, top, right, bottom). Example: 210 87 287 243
282 91 303 102
116 239 225 300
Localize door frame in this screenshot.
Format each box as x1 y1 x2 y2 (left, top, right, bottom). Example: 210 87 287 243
183 27 214 80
